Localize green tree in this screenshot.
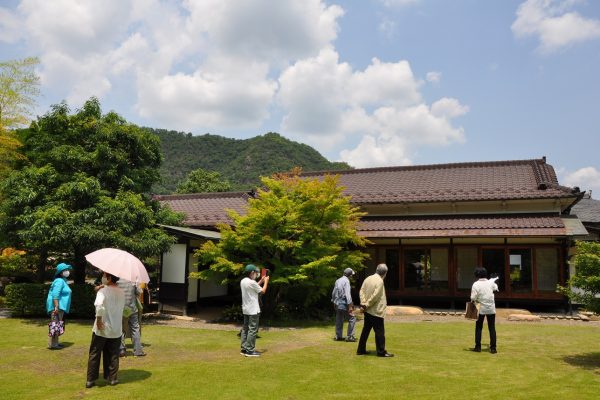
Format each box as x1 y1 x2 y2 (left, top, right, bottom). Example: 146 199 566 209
193 169 368 315
561 241 600 313
0 57 40 178
0 98 182 283
175 167 231 194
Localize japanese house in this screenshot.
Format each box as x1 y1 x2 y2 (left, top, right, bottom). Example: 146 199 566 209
155 157 588 313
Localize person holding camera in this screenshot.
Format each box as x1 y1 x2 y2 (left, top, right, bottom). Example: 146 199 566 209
240 264 269 357
470 267 498 354
331 268 357 342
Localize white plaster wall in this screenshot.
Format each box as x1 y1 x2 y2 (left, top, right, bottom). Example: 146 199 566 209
162 244 186 283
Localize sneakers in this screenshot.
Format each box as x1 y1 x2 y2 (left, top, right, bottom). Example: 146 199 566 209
356 350 369 355
85 381 95 389
471 347 481 352
377 352 394 358
490 348 497 354
109 380 119 386
240 349 247 355
244 351 261 357
333 336 345 341
345 336 357 342
134 352 146 357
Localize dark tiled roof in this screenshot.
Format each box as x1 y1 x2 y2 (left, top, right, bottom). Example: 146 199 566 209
154 192 252 227
358 214 566 238
302 158 579 204
571 194 600 223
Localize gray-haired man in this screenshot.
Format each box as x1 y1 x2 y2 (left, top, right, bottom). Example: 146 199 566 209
331 268 357 342
357 264 394 357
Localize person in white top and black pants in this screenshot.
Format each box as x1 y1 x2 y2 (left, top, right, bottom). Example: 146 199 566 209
470 267 498 354
86 272 125 388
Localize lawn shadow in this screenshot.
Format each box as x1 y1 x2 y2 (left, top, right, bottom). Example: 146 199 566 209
119 369 152 384
19 318 93 327
562 352 600 374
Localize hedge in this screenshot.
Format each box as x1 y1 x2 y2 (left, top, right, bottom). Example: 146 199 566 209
5 283 96 318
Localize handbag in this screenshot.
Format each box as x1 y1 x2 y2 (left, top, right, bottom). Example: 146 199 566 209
48 314 65 337
465 301 479 320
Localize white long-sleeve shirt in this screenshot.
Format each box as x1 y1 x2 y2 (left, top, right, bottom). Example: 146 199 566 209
470 278 498 315
93 285 125 338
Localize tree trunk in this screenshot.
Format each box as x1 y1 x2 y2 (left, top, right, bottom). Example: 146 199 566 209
36 248 48 283
73 247 87 284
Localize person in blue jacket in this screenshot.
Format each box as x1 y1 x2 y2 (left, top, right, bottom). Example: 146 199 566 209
46 262 73 349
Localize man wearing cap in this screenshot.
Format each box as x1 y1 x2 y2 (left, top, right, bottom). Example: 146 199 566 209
331 268 357 342
240 264 269 357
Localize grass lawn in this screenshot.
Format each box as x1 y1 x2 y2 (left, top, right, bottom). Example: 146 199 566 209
0 317 598 400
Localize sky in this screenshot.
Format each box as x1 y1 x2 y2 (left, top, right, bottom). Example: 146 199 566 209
1 0 599 195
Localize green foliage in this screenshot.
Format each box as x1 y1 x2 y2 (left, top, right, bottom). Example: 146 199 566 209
5 283 46 316
0 249 30 277
0 57 39 179
175 167 231 194
149 129 352 193
560 241 600 313
194 171 368 315
0 57 40 131
4 283 95 317
0 98 182 282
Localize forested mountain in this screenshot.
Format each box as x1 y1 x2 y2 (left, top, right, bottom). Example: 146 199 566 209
146 129 352 194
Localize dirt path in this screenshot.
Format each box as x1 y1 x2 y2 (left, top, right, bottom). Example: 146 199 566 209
141 307 600 330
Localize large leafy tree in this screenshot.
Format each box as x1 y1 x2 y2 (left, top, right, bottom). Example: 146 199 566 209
175 167 231 194
0 98 182 283
193 169 368 314
561 241 600 313
0 57 40 178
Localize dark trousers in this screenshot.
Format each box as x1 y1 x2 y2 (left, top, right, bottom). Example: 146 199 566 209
86 333 121 382
357 312 386 355
475 313 496 350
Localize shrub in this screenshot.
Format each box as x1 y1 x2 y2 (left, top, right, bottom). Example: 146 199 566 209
220 304 243 322
5 283 96 318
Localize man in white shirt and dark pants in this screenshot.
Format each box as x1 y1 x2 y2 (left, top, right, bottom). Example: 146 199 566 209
240 264 269 357
470 267 498 354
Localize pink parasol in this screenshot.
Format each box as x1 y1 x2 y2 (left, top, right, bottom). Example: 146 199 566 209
85 248 150 283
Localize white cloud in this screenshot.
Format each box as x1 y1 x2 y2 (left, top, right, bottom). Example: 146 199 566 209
431 98 470 119
562 166 600 196
278 48 468 166
0 7 23 43
5 0 468 164
8 0 344 130
426 71 441 84
512 0 600 53
185 0 344 63
340 135 412 168
136 56 277 130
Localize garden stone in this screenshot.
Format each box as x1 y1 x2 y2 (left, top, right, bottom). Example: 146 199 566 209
507 314 541 322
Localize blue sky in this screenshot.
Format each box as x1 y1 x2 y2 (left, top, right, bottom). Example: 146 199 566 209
1 0 599 195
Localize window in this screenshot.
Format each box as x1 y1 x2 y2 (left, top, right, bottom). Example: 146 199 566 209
482 249 504 291
430 248 449 290
536 248 559 292
385 249 400 290
404 248 448 291
456 247 478 290
509 249 532 293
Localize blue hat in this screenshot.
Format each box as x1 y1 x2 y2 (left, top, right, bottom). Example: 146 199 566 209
55 263 73 277
244 264 260 273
